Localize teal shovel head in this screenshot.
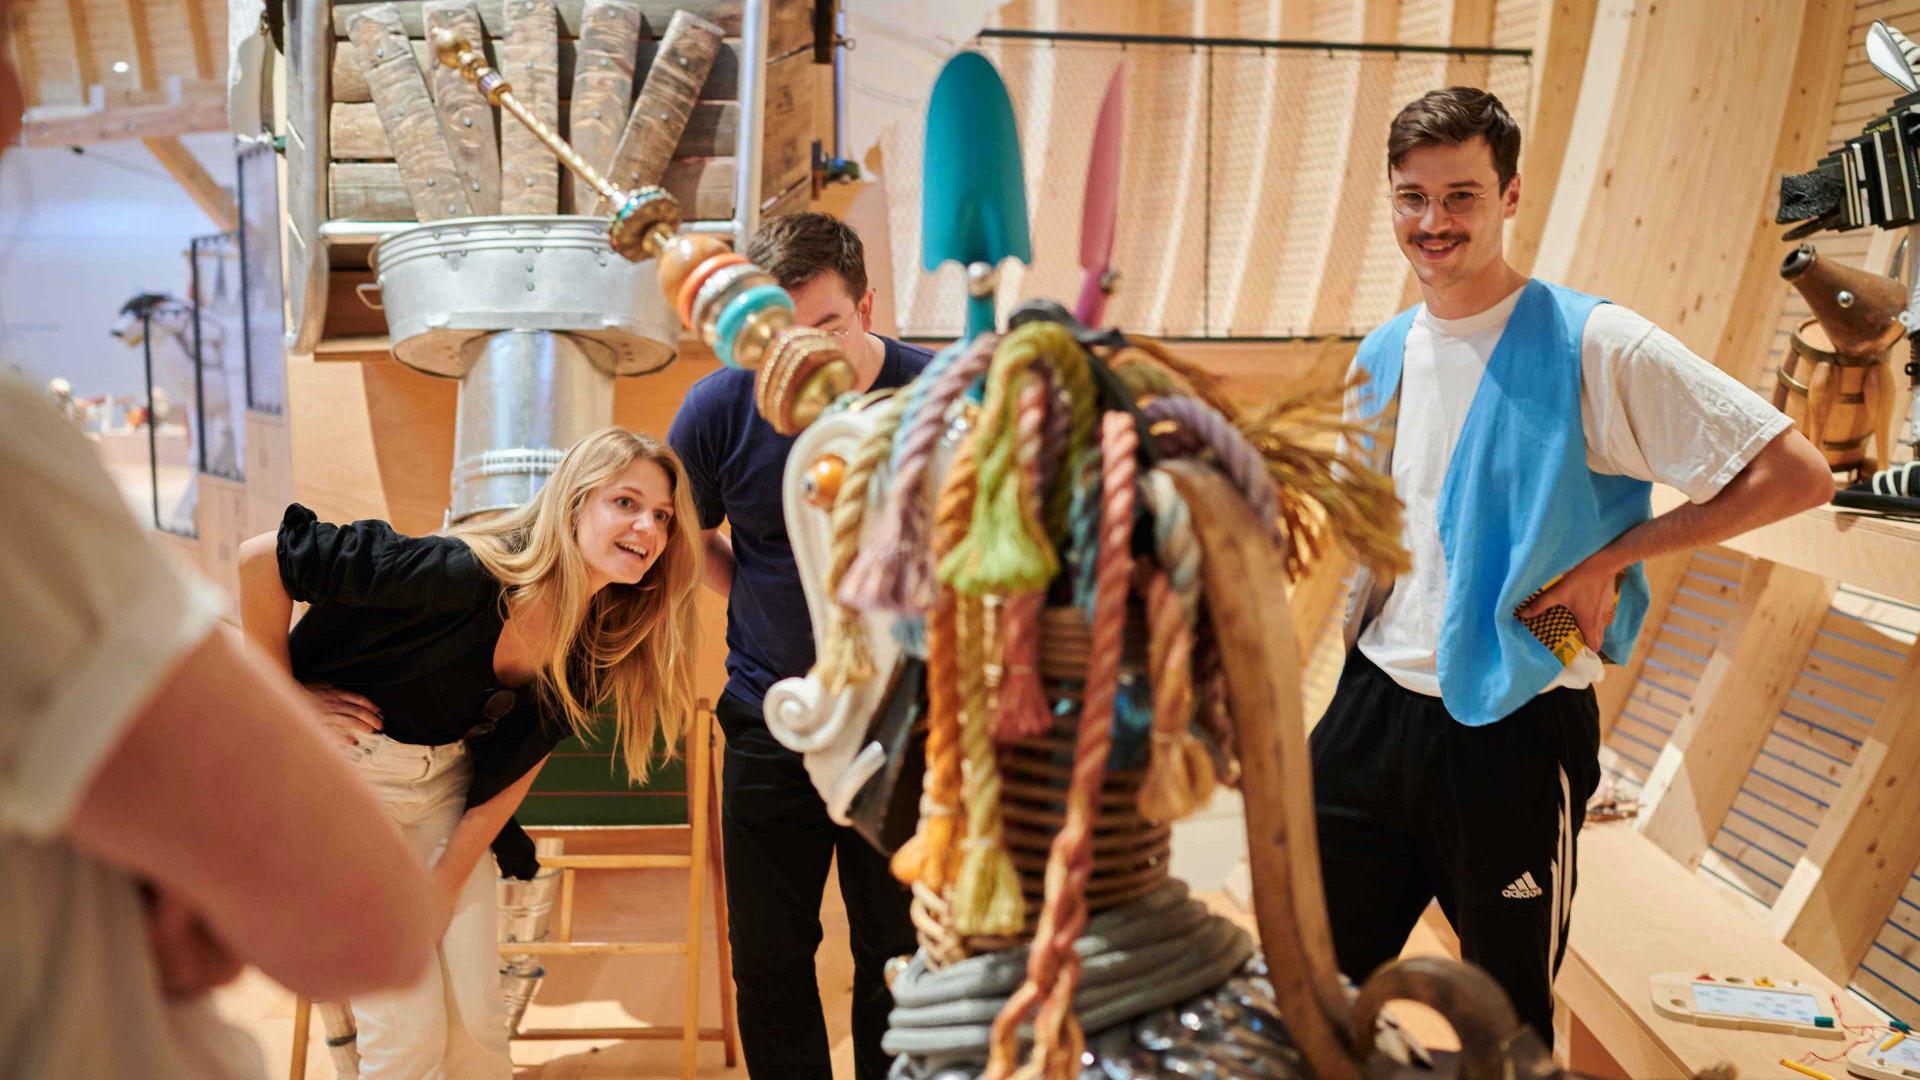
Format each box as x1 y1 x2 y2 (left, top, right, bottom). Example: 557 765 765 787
921 50 1032 291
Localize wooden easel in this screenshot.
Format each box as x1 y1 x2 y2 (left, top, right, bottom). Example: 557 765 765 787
290 704 737 1079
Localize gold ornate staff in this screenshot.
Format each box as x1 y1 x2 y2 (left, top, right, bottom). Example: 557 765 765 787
431 28 854 433
429 28 680 261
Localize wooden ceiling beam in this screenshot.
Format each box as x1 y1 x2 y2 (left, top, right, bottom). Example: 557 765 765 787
182 0 214 80
125 0 159 91
63 0 98 94
8 6 41 108
143 135 239 231
16 77 225 146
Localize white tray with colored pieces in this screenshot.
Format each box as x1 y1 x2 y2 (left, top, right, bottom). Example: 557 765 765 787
1850 1029 1920 1080
1649 972 1846 1038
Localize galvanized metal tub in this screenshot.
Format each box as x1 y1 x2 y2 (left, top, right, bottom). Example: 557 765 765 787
370 215 679 379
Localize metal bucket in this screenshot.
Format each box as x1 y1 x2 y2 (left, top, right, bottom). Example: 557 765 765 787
369 215 678 379
498 866 563 1035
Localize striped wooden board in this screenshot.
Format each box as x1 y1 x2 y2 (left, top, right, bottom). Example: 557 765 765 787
1852 865 1920 1028
1699 590 1915 907
1599 548 1748 793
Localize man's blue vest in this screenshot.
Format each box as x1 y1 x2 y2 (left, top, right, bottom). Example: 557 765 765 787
1351 280 1652 725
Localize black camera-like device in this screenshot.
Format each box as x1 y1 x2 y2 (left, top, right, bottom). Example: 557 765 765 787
1778 89 1920 238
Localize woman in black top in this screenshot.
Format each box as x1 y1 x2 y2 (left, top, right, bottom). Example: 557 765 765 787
237 427 701 1079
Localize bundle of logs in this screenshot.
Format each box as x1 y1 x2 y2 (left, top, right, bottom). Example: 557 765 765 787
334 0 771 223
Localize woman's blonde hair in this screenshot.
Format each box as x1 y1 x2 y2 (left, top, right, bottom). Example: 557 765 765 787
449 427 702 782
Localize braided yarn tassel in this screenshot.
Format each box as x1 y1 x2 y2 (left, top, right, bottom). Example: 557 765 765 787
987 411 1137 1079
1136 470 1215 821
942 322 1096 595
840 333 999 614
996 378 1052 743
941 438 1025 938
1142 395 1284 547
888 431 978 896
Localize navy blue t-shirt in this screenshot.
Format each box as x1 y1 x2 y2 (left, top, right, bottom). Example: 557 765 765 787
668 336 935 713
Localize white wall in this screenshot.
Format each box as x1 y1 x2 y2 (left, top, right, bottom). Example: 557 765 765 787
0 132 236 400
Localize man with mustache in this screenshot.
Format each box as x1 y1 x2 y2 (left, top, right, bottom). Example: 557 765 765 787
1315 87 1832 1046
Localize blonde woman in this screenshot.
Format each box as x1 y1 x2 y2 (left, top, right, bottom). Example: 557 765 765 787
237 427 702 1079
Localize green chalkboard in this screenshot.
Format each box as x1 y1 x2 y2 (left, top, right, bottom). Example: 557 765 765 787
517 712 698 828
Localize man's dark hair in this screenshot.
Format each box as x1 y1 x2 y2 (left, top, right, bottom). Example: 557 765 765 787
744 212 869 301
1387 87 1522 191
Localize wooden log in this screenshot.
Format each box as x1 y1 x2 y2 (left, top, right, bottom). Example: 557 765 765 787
337 0 725 39
331 98 737 162
424 0 501 214
330 156 734 220
285 0 330 354
332 37 434 102
332 0 809 54
757 49 812 206
330 101 388 158
568 0 643 214
347 4 473 221
499 0 561 213
762 175 807 219
1165 459 1360 1080
605 9 724 192
334 37 742 103
1636 561 1836 869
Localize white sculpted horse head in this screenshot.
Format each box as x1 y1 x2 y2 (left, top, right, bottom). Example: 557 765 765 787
764 398 904 824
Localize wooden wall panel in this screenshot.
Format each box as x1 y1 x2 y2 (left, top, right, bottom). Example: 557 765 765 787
1699 598 1910 909
1772 600 1920 985
1598 549 1746 794
1715 0 1858 395
1534 0 1810 362
1637 561 1836 874
1851 866 1920 1027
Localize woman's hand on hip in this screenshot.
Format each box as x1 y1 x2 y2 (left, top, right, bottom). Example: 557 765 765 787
303 684 383 746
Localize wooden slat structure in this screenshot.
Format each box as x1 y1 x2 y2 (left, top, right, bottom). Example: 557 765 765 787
11 0 229 138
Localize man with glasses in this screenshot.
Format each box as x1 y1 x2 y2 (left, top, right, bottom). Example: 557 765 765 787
1315 87 1830 1046
667 212 930 1079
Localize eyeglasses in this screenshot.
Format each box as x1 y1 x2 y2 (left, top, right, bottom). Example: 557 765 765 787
819 323 857 340
1390 189 1489 218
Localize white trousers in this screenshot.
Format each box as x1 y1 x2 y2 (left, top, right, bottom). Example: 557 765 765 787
348 736 512 1080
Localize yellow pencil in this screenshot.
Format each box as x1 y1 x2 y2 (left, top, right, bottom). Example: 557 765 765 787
1779 1058 1835 1080
1882 1031 1907 1052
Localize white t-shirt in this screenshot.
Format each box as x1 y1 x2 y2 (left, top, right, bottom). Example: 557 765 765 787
1356 285 1791 698
0 375 264 1079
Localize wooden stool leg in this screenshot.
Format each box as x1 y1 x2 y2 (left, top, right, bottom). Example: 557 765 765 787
682 704 715 1079
708 719 738 1067
290 995 311 1080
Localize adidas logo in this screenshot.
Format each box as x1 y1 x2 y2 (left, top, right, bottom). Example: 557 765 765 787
1501 872 1544 900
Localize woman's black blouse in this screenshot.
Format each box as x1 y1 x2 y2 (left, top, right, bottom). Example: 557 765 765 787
277 503 561 878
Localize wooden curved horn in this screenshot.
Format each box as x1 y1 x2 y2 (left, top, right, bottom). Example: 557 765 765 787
1351 956 1561 1080
1162 459 1360 1080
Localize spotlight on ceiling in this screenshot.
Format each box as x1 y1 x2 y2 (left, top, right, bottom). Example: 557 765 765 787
111 60 130 73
